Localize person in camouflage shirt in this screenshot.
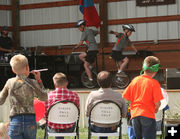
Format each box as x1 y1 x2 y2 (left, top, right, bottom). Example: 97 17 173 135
0 54 47 139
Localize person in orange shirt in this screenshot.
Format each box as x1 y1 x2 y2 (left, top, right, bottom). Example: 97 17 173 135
123 56 163 139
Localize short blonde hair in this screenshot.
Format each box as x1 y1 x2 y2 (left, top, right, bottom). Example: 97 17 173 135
53 73 68 87
10 54 28 74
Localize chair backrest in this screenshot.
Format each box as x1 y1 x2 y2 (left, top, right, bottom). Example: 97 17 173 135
47 100 80 124
90 100 122 124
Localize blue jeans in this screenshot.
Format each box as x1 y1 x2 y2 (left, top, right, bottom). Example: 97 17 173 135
48 125 75 139
9 114 37 139
91 125 117 139
128 126 136 139
132 116 156 139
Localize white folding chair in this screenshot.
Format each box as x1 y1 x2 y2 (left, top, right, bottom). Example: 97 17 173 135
88 100 122 139
44 100 80 139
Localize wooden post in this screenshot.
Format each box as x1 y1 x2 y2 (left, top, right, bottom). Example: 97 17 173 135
99 0 108 70
11 0 20 49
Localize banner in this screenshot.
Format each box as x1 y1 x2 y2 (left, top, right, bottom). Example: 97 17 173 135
79 0 101 28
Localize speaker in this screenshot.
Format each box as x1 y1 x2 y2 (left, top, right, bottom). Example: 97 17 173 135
166 68 180 89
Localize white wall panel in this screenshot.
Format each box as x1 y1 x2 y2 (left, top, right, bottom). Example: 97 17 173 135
127 1 136 18
157 5 168 16
136 6 146 18
0 0 11 5
108 2 127 20
20 5 84 26
0 10 11 26
168 21 179 39
136 23 147 41
20 27 100 47
178 0 180 14
20 0 65 5
168 4 178 15
69 5 81 22
158 22 168 40
147 6 157 17
117 2 127 19
33 9 43 25
108 2 117 20
108 1 178 20
147 23 158 41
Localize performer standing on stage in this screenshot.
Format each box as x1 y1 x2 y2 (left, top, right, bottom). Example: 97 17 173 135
110 24 137 77
123 56 163 139
0 26 13 56
74 20 99 81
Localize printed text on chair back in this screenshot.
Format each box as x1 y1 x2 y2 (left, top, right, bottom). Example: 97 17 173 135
91 102 121 124
47 101 79 124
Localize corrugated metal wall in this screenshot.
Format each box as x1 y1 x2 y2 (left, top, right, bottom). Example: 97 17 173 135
1 0 179 47
20 4 85 47
0 0 11 5
20 0 100 47
20 0 62 5
0 0 11 27
108 0 180 42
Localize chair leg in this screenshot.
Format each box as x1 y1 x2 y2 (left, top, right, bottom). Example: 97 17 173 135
119 124 122 139
88 129 91 139
44 127 47 139
88 130 91 139
88 127 91 139
161 109 165 139
76 126 79 139
44 126 49 139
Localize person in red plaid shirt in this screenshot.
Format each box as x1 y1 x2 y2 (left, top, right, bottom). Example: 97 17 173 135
44 72 80 139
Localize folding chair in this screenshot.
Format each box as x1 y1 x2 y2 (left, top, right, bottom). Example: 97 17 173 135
44 100 80 139
88 100 122 139
156 106 169 139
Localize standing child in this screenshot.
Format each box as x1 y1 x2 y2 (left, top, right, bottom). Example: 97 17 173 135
110 24 137 77
122 56 163 139
74 19 99 81
0 54 47 139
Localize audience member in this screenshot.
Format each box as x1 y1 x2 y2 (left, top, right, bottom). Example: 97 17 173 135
85 71 127 139
44 72 80 139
